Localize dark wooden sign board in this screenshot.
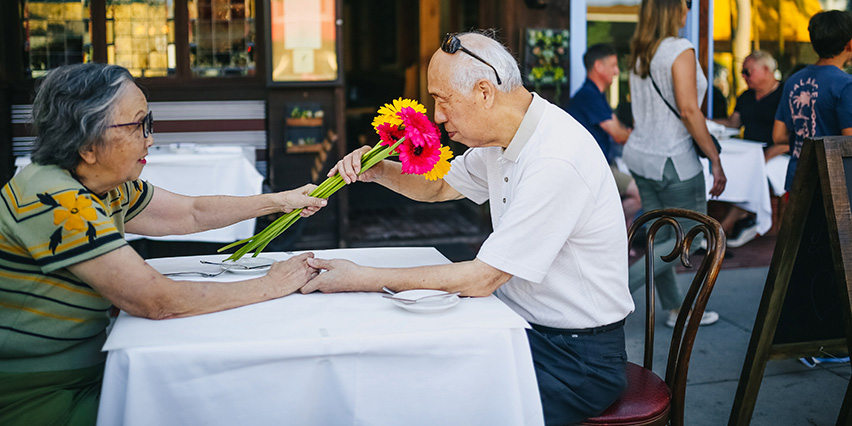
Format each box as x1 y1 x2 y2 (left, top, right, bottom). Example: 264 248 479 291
729 136 852 426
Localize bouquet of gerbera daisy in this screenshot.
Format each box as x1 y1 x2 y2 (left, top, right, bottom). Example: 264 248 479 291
220 98 453 260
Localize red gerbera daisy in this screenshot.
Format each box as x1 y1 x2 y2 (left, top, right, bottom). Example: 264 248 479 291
376 122 405 147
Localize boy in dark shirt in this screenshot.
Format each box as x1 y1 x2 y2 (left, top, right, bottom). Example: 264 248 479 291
774 10 852 191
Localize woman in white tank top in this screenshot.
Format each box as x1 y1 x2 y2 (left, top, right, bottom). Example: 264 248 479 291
623 0 727 327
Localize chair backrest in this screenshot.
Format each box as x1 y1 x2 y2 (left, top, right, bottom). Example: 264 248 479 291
627 208 726 426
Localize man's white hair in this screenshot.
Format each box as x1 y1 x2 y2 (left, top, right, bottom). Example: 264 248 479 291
447 31 523 94
746 50 777 73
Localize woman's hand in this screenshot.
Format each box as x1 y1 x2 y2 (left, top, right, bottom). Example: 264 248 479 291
264 253 321 297
709 161 727 197
275 184 327 217
328 145 384 184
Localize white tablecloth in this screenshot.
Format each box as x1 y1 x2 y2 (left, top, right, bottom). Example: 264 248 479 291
765 153 791 197
702 138 787 235
126 145 264 243
97 247 544 426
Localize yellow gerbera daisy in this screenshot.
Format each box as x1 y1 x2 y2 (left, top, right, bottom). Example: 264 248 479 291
423 146 454 181
372 98 427 131
53 192 97 231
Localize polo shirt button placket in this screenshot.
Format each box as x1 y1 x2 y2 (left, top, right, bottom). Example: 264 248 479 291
503 178 508 205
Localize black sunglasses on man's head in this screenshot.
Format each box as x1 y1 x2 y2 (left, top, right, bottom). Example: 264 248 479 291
441 33 503 85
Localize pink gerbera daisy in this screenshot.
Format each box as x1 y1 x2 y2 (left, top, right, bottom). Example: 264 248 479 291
398 107 441 149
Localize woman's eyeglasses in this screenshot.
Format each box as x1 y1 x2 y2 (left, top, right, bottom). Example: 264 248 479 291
686 0 692 9
441 33 503 85
109 111 153 138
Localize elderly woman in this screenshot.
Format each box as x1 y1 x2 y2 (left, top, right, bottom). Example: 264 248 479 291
625 0 726 327
0 63 325 425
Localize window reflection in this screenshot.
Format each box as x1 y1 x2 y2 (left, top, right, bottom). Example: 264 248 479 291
106 0 173 77
22 0 92 78
189 0 256 77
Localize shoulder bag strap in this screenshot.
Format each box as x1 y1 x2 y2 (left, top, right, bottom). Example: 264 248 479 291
648 72 682 120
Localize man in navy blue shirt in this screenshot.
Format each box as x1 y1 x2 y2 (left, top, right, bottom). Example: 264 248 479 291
566 44 640 229
774 10 852 191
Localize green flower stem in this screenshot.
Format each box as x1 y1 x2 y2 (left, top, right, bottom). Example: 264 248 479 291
220 138 405 260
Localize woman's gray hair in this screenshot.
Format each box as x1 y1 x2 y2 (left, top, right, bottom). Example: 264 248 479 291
448 31 523 94
31 63 135 171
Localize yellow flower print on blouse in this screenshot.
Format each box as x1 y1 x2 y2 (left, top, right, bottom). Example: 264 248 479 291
53 192 98 231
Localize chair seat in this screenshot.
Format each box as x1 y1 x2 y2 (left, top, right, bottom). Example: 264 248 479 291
581 362 672 426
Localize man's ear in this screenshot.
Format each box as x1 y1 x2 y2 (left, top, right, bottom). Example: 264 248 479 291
476 79 496 108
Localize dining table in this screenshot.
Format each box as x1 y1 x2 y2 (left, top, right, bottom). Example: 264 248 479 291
701 138 789 236
96 247 545 426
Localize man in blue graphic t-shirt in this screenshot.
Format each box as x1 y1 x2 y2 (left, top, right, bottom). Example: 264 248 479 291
566 44 640 228
774 10 852 191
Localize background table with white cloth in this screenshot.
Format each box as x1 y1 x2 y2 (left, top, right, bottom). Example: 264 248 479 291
701 138 789 236
97 247 544 426
125 145 263 243
15 145 263 243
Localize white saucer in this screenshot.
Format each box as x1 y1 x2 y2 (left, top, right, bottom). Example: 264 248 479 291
390 289 460 313
219 257 275 274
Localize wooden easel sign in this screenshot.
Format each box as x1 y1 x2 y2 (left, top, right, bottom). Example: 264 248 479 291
729 136 852 426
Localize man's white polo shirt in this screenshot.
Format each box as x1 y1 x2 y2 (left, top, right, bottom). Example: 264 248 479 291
444 93 634 329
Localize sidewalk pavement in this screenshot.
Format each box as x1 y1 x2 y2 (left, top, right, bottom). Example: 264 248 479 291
626 266 851 425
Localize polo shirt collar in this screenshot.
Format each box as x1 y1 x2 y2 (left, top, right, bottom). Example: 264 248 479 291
502 92 546 162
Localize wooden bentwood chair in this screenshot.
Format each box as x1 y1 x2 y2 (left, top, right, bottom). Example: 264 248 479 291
581 208 726 426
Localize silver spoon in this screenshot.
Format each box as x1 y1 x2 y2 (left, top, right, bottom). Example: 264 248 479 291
383 292 461 304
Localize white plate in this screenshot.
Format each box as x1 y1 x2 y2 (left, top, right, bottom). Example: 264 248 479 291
390 289 460 313
219 257 275 274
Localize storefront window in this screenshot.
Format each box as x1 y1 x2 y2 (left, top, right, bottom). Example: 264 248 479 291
189 0 256 77
18 0 337 82
22 0 92 78
269 0 338 82
106 0 173 77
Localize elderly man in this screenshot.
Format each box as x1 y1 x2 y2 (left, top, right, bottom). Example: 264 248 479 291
716 51 787 158
712 51 788 247
301 32 634 425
